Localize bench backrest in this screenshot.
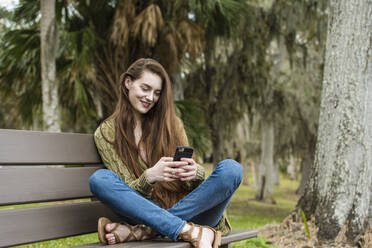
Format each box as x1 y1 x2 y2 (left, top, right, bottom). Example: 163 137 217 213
0 129 121 247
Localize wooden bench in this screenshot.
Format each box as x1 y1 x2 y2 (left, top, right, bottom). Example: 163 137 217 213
0 129 258 248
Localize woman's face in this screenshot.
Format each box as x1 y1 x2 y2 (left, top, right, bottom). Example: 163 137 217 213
125 70 162 115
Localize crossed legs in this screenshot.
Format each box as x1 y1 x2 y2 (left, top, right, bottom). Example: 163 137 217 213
89 159 242 242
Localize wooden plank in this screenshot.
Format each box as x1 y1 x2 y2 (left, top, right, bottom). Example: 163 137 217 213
0 166 103 206
0 201 121 248
75 230 258 248
0 129 101 165
220 229 258 244
77 241 190 248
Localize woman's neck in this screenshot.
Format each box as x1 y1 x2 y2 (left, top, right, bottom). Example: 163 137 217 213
133 113 142 146
133 111 143 126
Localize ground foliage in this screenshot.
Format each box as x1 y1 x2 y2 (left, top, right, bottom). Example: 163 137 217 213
260 209 372 248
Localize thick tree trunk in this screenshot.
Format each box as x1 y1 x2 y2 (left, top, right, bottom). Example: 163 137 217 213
296 148 314 196
40 0 60 132
298 0 372 242
256 119 276 203
369 183 372 225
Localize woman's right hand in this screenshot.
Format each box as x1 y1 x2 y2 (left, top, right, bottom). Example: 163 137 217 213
145 157 188 183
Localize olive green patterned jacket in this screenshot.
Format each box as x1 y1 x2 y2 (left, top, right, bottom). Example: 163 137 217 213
94 118 232 236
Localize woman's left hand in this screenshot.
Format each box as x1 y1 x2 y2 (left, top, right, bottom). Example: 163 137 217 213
177 158 198 181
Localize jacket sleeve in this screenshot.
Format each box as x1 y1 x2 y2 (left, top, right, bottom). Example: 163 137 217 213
94 120 154 199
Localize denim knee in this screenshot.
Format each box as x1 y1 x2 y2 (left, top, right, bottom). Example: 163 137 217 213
216 159 243 189
89 169 115 196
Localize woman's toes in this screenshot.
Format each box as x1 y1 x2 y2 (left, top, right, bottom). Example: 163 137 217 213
105 233 116 244
105 223 115 232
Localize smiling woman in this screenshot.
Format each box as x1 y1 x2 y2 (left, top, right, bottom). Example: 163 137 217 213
89 58 243 248
124 71 162 116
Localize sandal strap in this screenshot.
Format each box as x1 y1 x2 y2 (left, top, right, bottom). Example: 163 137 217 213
123 223 137 242
196 224 203 246
112 223 155 242
180 222 219 248
111 223 120 232
112 231 121 243
133 224 156 240
180 222 203 247
110 223 135 242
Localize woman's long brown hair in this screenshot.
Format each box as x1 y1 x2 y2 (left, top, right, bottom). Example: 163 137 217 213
100 58 188 209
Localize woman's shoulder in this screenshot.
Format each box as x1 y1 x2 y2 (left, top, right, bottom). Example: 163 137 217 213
94 118 115 143
175 115 185 129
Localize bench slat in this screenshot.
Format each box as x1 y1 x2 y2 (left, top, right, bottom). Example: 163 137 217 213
76 230 258 248
0 201 121 248
0 166 103 206
0 129 101 165
78 241 191 248
221 229 258 243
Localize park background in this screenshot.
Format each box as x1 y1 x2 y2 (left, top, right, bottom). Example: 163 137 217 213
0 0 371 247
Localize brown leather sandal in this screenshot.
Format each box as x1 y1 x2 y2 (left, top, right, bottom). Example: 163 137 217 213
97 217 157 245
111 223 157 243
98 217 118 245
180 222 221 248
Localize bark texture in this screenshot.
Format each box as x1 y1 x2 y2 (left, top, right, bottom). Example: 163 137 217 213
40 0 60 132
299 0 372 242
296 148 314 196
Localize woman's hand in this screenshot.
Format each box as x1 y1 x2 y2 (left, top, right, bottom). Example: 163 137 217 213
177 158 198 181
145 157 188 183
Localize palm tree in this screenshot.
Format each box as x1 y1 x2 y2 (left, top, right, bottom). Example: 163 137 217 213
0 0 207 137
40 0 60 131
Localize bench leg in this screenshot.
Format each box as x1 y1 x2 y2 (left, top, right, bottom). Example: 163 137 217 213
220 244 231 248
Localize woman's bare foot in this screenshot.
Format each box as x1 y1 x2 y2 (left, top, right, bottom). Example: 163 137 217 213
180 223 215 248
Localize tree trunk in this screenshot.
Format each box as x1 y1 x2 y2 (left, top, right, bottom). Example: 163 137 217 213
211 124 224 166
256 119 276 203
296 149 314 196
241 150 249 186
273 163 279 186
251 158 259 189
369 183 372 225
40 0 60 132
287 153 297 180
242 162 249 185
172 73 184 101
298 0 372 242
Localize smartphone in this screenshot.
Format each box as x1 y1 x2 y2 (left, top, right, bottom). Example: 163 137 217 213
173 146 194 161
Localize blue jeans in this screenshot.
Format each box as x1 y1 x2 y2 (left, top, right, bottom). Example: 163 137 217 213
89 159 242 241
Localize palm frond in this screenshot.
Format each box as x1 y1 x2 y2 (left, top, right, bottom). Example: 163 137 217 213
132 4 164 47
176 19 205 58
110 0 135 47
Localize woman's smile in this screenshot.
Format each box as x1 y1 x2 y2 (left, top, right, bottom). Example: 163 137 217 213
140 99 151 109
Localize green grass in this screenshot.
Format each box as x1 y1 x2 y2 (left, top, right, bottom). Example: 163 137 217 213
7 165 299 248
226 168 299 248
